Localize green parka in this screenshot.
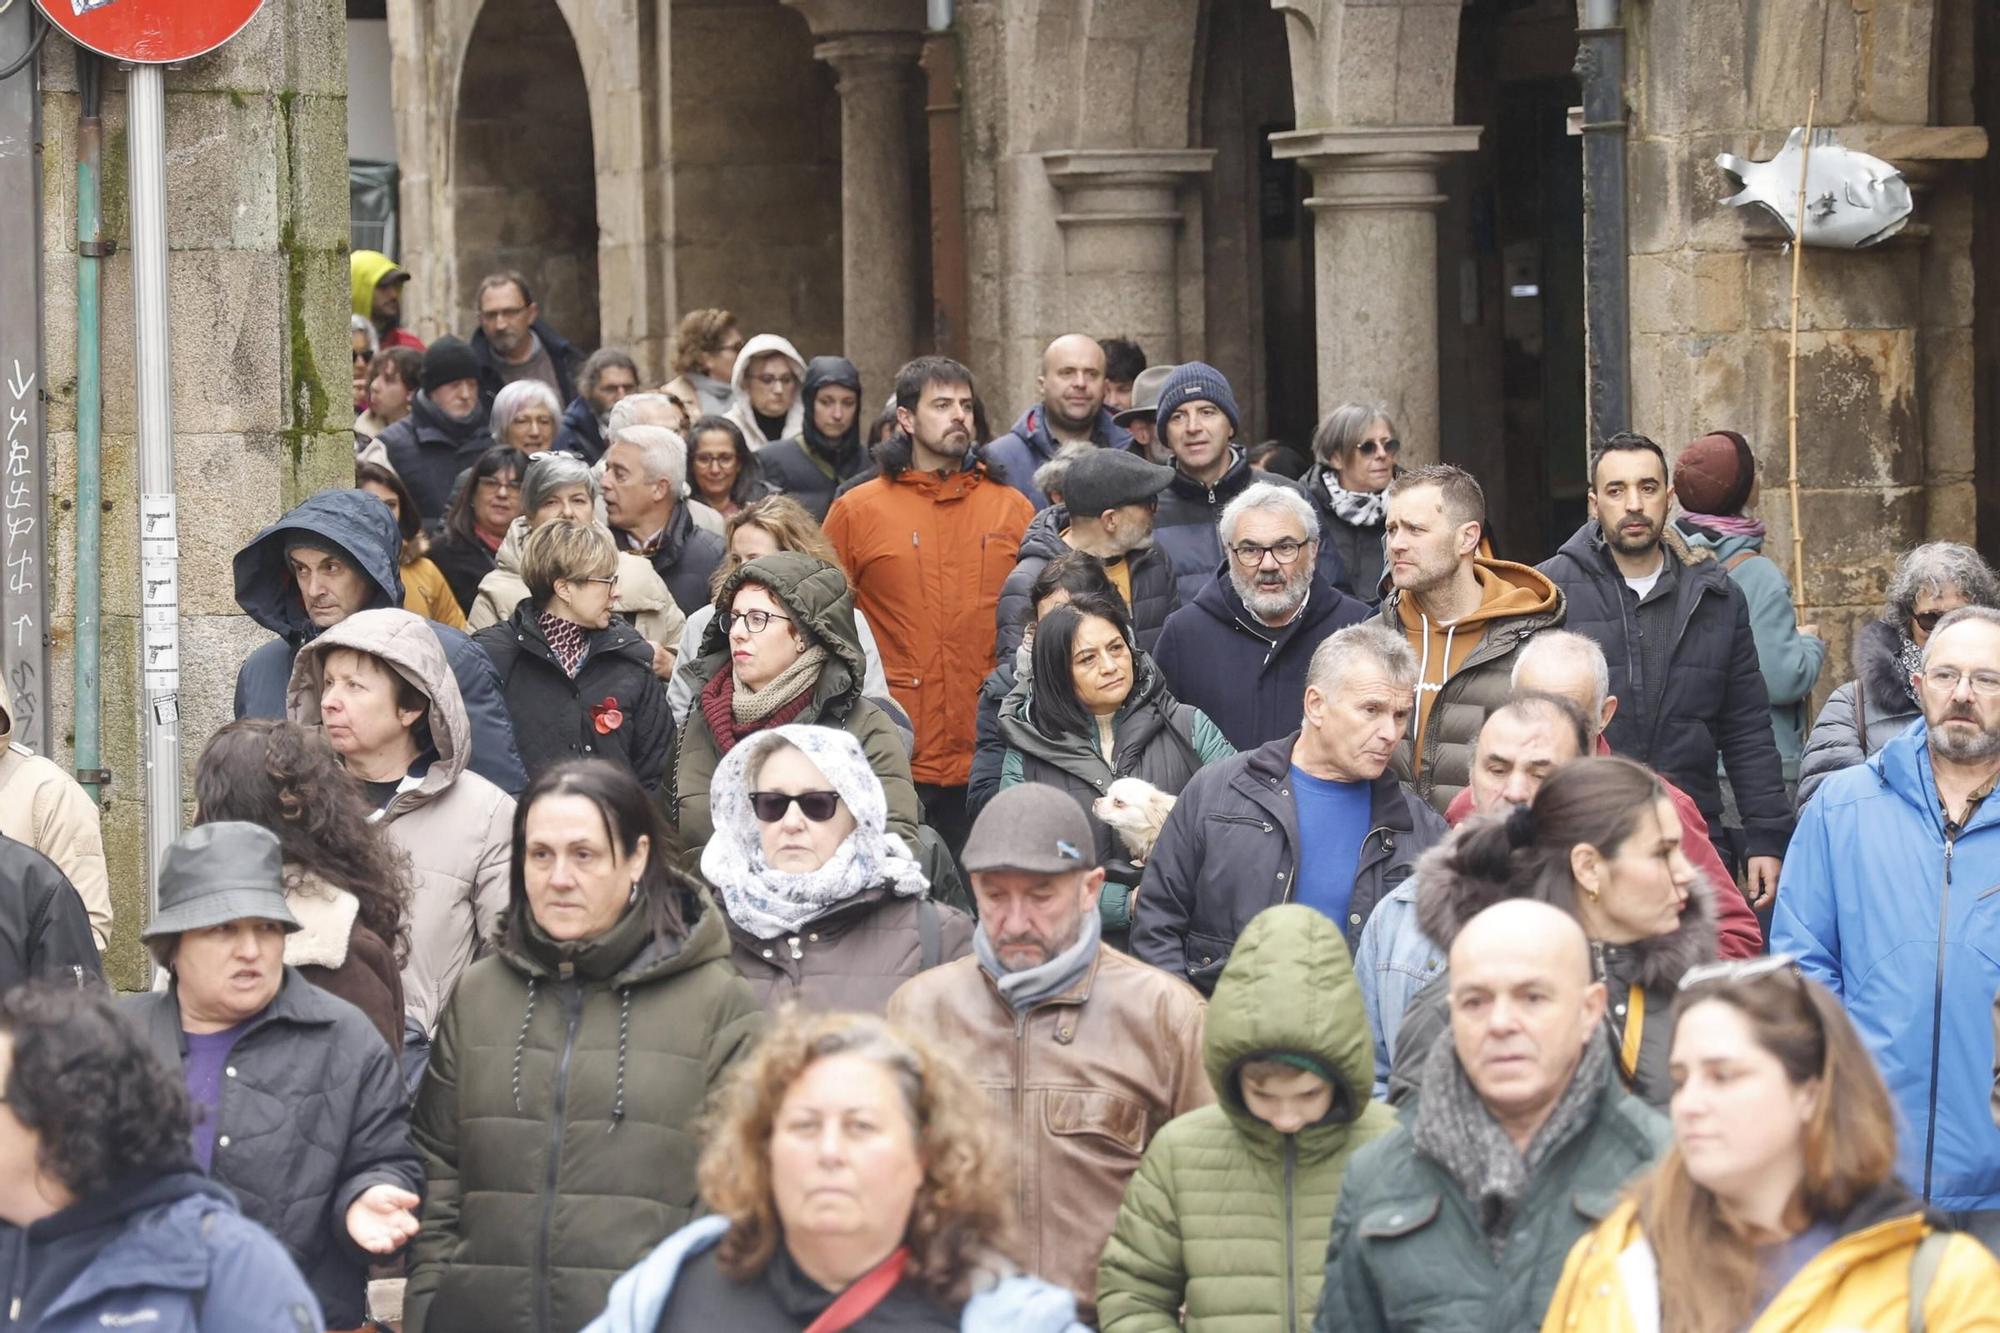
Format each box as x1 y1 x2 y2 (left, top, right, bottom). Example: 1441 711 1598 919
1097 904 1397 1332
668 551 920 861
404 886 764 1333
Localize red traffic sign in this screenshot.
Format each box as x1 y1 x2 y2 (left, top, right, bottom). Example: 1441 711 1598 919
32 0 268 64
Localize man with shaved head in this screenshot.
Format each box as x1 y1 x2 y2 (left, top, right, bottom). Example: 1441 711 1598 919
986 333 1136 508
1317 900 1668 1333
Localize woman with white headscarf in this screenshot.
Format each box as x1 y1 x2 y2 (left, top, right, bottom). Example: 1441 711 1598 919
702 724 972 1014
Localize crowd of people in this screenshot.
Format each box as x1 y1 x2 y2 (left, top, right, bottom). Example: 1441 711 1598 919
0 252 1995 1330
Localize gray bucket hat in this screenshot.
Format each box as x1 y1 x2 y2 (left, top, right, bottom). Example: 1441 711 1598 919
141 822 300 943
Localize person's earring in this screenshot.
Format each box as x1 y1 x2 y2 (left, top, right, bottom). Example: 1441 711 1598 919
630 879 641 902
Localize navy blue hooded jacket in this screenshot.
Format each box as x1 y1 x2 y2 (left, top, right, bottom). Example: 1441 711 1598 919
1152 564 1372 752
758 356 870 522
231 489 528 794
985 403 1135 509
557 394 606 463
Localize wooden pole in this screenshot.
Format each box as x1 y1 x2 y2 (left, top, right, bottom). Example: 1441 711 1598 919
1786 91 1818 619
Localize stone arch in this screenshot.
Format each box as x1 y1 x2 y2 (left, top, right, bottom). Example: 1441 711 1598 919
453 0 601 348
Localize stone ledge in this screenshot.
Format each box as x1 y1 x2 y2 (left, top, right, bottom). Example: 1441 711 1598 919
1041 149 1216 186
1268 124 1483 163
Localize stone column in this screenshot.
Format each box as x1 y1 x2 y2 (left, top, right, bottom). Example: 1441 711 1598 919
1040 150 1214 361
812 32 924 401
1271 126 1480 464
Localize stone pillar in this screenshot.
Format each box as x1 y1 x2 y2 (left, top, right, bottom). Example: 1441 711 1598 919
1041 151 1213 362
1272 126 1480 464
815 32 925 399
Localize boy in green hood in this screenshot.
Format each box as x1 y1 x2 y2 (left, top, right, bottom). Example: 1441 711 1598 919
1097 904 1395 1332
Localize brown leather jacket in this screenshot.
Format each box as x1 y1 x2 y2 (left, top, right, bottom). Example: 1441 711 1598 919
886 946 1212 1316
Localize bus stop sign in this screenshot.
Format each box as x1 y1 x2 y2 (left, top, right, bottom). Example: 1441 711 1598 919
32 0 268 64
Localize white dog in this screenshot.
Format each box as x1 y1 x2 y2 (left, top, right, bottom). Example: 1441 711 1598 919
1092 777 1177 867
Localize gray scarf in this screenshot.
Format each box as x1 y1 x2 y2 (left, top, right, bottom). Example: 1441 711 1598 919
1410 1027 1613 1256
973 908 1102 1014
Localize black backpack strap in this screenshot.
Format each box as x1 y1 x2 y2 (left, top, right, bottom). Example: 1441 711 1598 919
1908 1229 1950 1333
1856 675 1873 759
918 897 941 971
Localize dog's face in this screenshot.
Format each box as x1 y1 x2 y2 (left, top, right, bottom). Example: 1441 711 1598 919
1093 778 1174 833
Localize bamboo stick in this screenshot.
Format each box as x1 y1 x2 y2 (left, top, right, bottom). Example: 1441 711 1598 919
1786 91 1818 620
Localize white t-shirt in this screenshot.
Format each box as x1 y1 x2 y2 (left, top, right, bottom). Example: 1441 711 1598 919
1623 563 1664 601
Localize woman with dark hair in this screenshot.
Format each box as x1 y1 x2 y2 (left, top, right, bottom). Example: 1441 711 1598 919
0 984 324 1330
404 760 764 1333
357 456 467 629
1385 755 1712 1108
997 597 1233 946
430 443 526 613
1545 961 2000 1330
686 414 774 519
967 551 1123 821
1303 402 1401 600
194 718 410 1054
587 1009 1084 1332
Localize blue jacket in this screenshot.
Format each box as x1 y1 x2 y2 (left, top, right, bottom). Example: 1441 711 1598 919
985 403 1135 509
583 1216 1088 1333
558 394 606 463
1351 875 1443 1096
0 1171 321 1333
231 489 528 794
1772 722 2000 1211
1152 565 1373 752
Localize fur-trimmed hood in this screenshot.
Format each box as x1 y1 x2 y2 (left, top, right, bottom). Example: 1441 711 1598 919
1852 615 1920 716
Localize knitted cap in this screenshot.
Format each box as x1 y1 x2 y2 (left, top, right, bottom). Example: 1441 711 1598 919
420 336 481 393
1154 361 1240 436
1673 430 1756 516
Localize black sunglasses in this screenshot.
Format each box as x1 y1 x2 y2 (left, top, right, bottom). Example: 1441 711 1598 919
749 790 841 823
1913 610 1947 633
1357 438 1402 457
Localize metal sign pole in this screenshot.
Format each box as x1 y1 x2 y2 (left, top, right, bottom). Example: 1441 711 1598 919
128 61 180 909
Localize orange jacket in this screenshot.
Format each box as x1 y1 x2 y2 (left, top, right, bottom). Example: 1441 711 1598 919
825 463 1033 786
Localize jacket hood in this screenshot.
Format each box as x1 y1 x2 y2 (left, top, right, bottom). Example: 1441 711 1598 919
350 250 401 319
800 355 862 460
692 551 866 701
285 607 472 798
729 334 808 395
1187 561 1363 638
1873 720 2000 835
28 1169 237 1245
1853 615 1921 714
1165 447 1255 504
1674 519 1762 563
997 643 1172 745
1414 820 1719 991
1015 502 1075 563
1204 904 1376 1154
1393 557 1561 634
233 489 403 638
501 879 734 987
1556 520 1718 573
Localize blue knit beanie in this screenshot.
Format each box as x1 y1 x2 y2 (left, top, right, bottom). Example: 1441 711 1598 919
1154 361 1240 436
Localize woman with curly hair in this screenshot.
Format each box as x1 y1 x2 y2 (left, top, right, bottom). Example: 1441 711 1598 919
587 1009 1085 1332
195 717 410 1054
0 984 324 1330
663 307 744 418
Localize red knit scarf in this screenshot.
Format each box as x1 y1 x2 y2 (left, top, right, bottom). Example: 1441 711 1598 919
697 668 814 754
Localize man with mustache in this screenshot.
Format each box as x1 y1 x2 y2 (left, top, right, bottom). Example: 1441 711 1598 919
886 783 1210 1322
1539 432 1792 908
1133 622 1448 995
1775 606 2000 1227
824 356 1034 857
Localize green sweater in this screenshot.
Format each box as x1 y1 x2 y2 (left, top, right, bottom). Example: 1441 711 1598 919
1098 904 1396 1332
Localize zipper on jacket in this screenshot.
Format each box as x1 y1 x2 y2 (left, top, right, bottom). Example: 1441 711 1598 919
1013 1009 1030 1248
1924 832 1955 1199
535 976 585 1333
1283 1135 1298 1333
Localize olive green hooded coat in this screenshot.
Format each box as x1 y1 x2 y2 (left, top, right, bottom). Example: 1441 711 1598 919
1097 904 1396 1332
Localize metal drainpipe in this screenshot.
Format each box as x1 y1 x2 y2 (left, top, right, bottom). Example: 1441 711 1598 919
73 48 104 803
1576 0 1629 450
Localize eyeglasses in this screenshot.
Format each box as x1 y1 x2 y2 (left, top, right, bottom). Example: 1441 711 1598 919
724 608 792 635
751 373 799 389
476 477 520 495
1357 438 1402 458
1678 953 1800 991
1921 666 2000 697
574 575 617 589
1228 539 1309 568
715 340 745 357
750 790 841 823
693 454 737 471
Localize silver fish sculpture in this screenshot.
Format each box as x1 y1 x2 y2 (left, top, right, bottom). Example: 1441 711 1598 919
1715 127 1912 248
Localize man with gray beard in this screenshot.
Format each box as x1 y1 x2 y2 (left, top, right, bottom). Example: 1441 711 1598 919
1774 606 2000 1222
1153 482 1371 749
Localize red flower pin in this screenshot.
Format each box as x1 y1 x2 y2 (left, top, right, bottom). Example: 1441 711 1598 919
590 696 625 735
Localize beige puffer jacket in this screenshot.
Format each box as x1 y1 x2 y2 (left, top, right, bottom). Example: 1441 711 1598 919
466 516 687 665
0 674 110 952
287 608 515 1036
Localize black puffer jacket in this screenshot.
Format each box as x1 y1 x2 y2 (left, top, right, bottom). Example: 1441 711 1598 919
993 504 1179 658
474 603 676 792
0 834 100 992
1384 854 1720 1108
623 503 727 616
1131 732 1449 993
1798 616 1923 804
125 970 423 1329
1301 462 1386 602
376 393 495 521
757 357 869 521
1154 451 1340 604
1539 523 1794 858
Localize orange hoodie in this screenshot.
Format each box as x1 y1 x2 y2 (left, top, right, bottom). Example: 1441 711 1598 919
1395 557 1562 771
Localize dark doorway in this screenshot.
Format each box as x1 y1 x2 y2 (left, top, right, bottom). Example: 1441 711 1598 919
455 0 600 350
